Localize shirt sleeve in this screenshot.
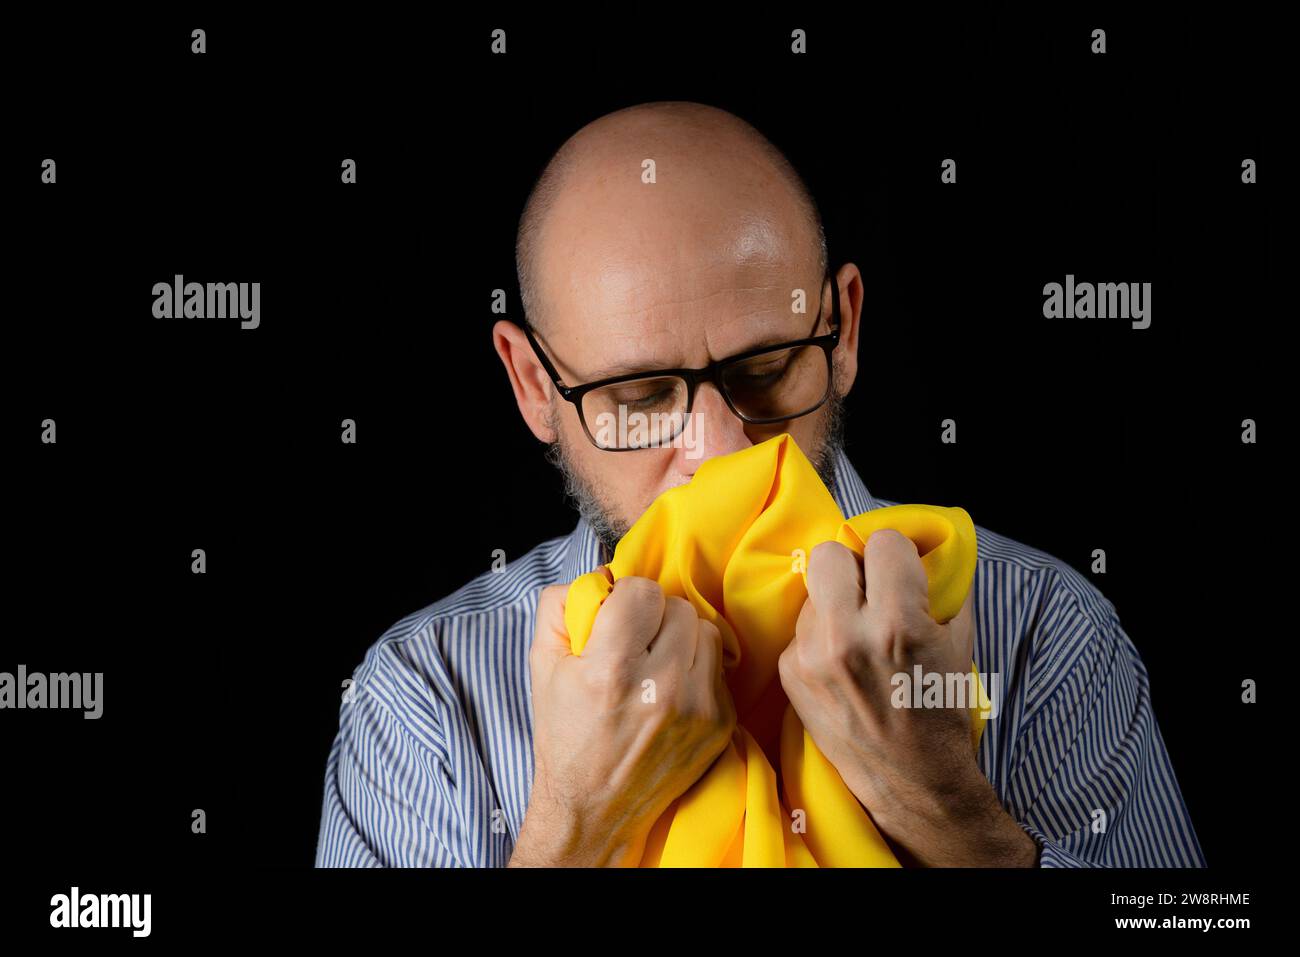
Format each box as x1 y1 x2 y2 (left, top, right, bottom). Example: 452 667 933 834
1004 581 1206 867
314 640 472 868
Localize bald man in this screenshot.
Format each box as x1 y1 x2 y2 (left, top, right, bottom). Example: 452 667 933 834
315 102 1204 868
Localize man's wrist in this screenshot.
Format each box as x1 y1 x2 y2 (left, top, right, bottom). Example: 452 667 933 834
866 762 1039 867
510 800 587 866
509 787 635 867
950 792 1041 867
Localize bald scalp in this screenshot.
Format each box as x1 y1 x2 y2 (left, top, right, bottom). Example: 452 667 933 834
515 101 827 331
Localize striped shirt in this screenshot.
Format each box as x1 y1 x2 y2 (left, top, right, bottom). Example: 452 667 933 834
314 448 1205 868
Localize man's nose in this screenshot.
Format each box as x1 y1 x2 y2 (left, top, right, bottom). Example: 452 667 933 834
676 383 751 475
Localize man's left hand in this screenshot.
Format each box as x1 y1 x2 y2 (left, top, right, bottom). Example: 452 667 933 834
777 530 1038 867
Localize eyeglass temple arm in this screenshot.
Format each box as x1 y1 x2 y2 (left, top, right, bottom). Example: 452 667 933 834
823 268 842 334
520 321 571 393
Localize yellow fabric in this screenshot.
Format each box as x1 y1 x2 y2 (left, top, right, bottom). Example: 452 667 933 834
563 433 985 866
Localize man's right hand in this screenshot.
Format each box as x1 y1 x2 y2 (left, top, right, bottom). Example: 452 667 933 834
509 572 737 867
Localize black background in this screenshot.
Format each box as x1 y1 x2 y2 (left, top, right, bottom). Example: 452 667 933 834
4 9 1279 940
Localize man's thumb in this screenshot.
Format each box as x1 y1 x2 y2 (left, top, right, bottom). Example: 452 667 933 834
530 584 574 683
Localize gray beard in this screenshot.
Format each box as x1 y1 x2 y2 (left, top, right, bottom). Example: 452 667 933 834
545 388 848 557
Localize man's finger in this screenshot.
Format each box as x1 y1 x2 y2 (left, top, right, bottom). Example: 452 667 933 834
531 584 574 684
863 529 931 619
586 575 666 660
805 541 866 619
943 581 976 656
690 617 722 681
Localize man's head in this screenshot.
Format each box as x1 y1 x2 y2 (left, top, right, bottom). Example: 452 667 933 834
494 101 863 553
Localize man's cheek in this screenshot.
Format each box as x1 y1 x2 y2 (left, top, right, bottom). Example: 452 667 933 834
609 488 659 542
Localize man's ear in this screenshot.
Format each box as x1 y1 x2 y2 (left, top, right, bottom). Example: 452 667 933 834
831 263 863 395
493 320 557 442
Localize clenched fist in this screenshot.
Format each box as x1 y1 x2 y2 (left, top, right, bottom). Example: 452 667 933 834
510 572 737 867
778 530 1037 867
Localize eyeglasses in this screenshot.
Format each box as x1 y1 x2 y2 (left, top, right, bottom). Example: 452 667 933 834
521 268 841 451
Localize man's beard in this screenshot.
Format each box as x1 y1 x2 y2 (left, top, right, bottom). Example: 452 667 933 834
545 387 848 557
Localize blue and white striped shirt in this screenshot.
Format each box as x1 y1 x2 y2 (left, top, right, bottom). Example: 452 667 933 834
315 448 1205 868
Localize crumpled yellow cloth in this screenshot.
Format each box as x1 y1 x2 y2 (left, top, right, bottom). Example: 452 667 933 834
563 433 984 866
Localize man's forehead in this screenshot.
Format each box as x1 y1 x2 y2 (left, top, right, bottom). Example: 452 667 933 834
569 259 800 319
526 108 825 378
547 216 820 318
545 262 827 381
537 134 817 301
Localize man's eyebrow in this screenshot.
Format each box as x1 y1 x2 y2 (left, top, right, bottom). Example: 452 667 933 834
583 359 665 380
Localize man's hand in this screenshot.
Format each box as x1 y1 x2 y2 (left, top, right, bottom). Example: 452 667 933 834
510 573 737 867
778 531 1038 867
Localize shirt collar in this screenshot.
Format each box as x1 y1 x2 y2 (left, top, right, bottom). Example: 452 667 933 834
558 516 608 584
557 444 879 582
828 443 879 517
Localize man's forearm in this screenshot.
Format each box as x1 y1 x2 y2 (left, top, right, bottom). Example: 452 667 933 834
908 782 1041 867
508 792 636 868
851 759 1040 867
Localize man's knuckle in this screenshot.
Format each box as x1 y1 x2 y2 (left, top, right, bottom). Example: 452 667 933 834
822 615 859 655
664 594 695 617
808 540 849 574
618 576 662 601
583 662 623 698
867 528 908 553
778 645 799 684
874 604 918 643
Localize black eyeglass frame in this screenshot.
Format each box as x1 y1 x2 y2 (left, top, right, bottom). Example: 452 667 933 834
520 267 843 451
